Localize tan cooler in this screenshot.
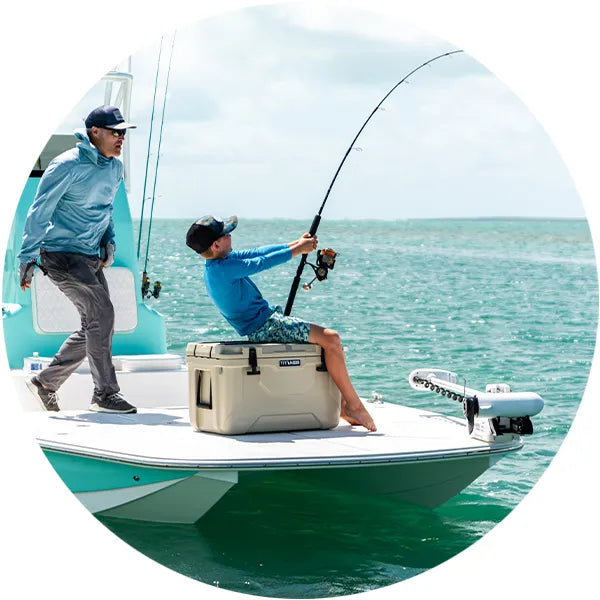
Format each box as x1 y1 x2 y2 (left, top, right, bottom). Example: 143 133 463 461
186 341 341 434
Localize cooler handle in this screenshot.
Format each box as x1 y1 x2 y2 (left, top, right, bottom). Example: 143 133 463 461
316 347 328 372
196 370 213 409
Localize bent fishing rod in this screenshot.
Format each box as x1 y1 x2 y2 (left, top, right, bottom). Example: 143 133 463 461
284 49 464 316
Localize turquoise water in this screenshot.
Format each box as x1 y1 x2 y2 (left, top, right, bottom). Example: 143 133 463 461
100 218 597 597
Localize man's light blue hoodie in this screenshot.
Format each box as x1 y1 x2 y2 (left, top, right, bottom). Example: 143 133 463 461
18 129 121 263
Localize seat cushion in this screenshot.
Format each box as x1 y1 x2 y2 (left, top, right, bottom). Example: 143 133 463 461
31 267 138 334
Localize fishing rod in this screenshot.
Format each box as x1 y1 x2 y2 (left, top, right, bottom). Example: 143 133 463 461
136 37 163 262
141 31 177 300
283 49 464 316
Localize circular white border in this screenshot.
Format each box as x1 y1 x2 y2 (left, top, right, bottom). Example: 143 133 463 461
1 1 598 598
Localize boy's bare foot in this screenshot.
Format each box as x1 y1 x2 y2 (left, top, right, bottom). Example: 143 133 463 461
341 398 377 432
340 402 361 426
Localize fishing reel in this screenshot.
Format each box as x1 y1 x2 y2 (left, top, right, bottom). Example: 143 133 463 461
302 248 337 291
142 272 162 299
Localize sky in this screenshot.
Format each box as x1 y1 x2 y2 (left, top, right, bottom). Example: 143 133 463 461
55 3 583 221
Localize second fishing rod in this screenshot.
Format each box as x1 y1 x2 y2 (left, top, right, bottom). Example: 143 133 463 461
284 49 464 316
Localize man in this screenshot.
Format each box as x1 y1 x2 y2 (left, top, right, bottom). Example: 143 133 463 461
18 105 137 414
186 216 376 432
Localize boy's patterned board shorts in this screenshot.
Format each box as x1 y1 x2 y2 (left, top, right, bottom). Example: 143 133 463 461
248 307 311 344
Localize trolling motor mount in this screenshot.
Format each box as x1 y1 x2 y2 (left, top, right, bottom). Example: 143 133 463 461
408 368 544 441
303 248 337 291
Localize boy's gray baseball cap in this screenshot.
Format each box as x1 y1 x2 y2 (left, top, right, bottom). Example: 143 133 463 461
186 216 238 254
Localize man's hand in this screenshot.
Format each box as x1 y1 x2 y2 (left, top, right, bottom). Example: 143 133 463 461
19 261 37 291
100 242 115 268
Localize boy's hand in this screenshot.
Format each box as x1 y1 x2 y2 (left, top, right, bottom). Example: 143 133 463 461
289 233 318 257
298 233 318 254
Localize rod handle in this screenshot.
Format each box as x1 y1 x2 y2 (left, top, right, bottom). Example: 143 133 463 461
284 214 322 315
308 214 321 236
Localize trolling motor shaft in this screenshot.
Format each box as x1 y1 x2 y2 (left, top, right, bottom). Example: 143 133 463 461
302 248 337 291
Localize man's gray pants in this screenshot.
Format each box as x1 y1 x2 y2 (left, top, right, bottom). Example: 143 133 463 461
36 251 120 399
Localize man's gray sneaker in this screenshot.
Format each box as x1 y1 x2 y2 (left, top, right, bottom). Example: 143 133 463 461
90 392 137 414
26 376 60 412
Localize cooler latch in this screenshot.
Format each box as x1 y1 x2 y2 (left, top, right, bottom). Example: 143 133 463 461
247 347 261 375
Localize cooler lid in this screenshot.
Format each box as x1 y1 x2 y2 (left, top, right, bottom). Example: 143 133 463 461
186 341 322 360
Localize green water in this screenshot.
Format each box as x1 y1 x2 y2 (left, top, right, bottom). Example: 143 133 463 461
101 218 597 597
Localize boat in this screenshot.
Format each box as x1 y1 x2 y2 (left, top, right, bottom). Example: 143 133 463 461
2 68 544 524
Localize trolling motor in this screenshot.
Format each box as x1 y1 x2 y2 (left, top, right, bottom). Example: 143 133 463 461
408 368 544 442
141 271 162 299
302 248 338 291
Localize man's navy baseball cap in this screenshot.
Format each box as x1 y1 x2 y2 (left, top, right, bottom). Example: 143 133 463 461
186 216 238 254
85 105 137 130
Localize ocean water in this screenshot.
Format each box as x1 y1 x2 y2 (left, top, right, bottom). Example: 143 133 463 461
100 218 597 598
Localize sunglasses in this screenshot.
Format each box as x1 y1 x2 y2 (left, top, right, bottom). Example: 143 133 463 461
103 128 127 138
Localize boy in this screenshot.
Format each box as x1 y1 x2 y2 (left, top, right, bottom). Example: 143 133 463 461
186 216 376 432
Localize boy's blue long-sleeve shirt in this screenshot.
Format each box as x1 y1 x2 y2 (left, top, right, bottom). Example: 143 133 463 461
204 244 292 336
18 129 121 263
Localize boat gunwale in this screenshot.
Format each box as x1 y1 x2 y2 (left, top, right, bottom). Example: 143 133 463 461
39 436 523 471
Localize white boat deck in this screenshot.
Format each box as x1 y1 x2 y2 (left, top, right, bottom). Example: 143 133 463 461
27 401 522 470
11 366 526 520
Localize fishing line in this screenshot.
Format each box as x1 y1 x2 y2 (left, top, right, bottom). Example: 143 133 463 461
284 49 464 316
136 37 164 262
141 31 177 298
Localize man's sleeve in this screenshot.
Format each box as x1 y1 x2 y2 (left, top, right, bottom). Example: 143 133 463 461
221 246 292 279
100 211 115 247
17 160 72 263
99 162 122 248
